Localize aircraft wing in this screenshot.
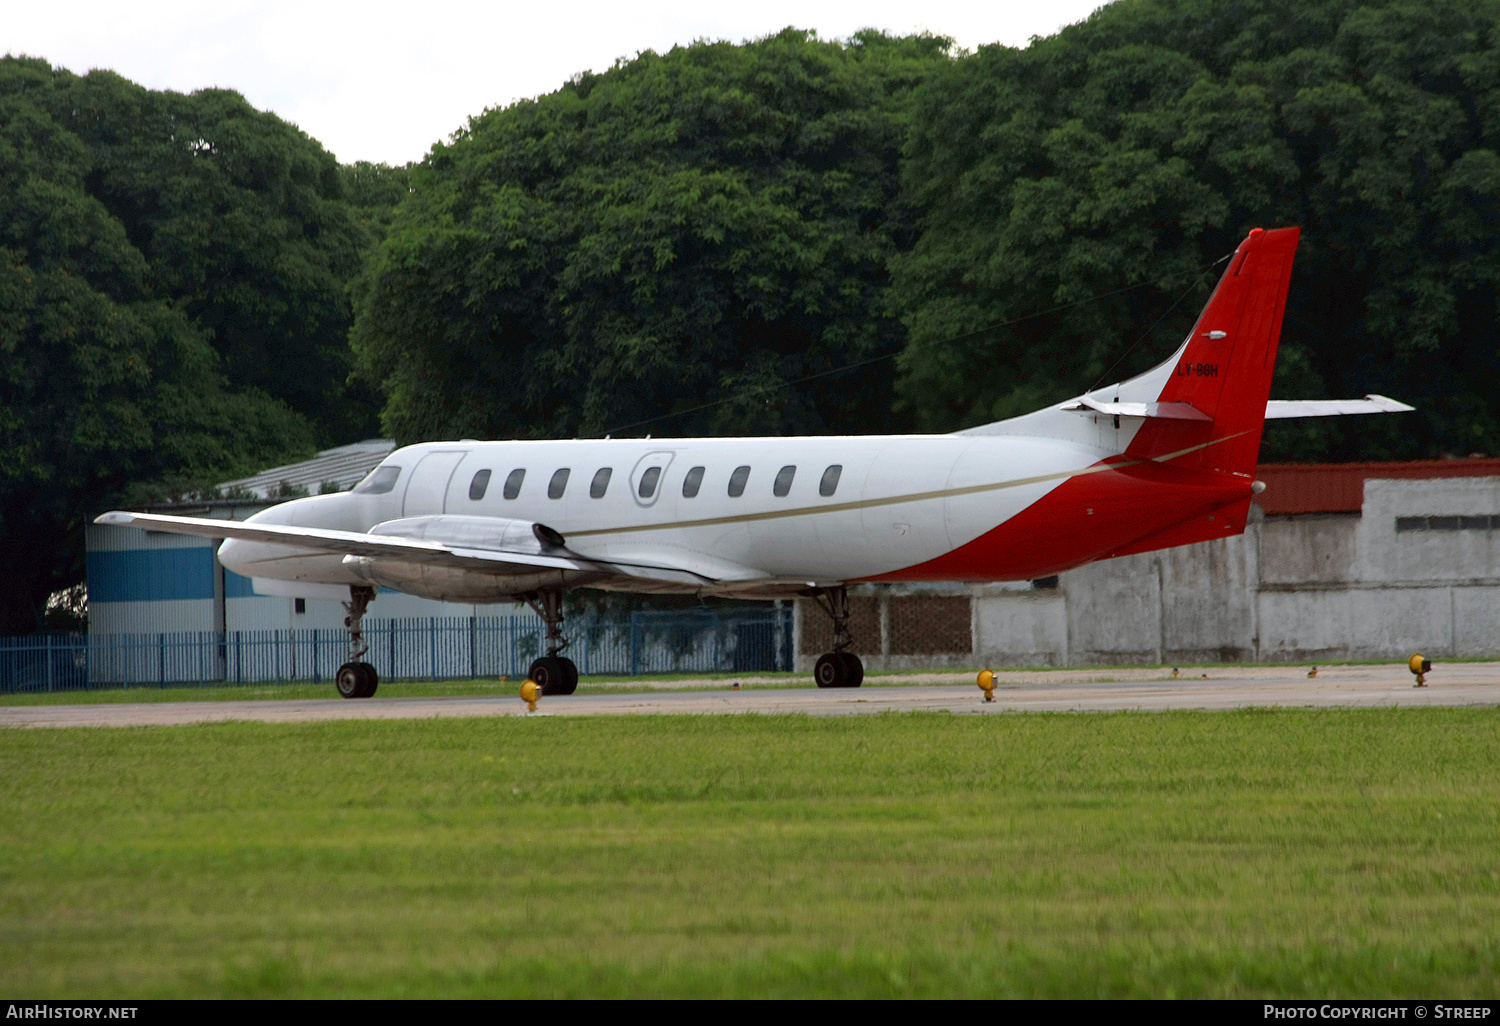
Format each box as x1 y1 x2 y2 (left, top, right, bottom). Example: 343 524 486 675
95 510 591 572
93 510 753 586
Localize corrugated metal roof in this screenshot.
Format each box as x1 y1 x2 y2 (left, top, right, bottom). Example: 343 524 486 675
1255 458 1500 514
217 439 395 499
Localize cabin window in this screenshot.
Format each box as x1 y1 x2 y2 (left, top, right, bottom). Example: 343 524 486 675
773 465 796 497
503 468 525 499
638 466 661 499
353 465 401 495
548 468 570 499
590 467 612 499
682 466 705 498
819 465 842 497
468 469 491 501
728 465 750 497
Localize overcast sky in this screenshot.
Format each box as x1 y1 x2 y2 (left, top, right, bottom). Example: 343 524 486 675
7 2 1106 166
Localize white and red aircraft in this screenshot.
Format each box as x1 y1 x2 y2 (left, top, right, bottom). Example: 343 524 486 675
98 227 1409 697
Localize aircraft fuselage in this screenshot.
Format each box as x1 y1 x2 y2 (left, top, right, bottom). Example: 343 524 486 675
219 428 1252 601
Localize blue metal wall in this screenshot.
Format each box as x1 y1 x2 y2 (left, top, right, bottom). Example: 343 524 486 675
87 548 217 602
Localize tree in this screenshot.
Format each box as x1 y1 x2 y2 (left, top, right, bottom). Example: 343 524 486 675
352 29 952 443
892 0 1500 461
0 57 319 633
4 58 374 443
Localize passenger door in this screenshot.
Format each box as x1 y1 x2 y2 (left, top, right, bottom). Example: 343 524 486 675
402 451 469 517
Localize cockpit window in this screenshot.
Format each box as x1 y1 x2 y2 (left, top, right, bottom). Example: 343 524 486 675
353 465 401 495
469 469 491 501
503 468 525 499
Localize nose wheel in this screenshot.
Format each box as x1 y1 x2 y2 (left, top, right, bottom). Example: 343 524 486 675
336 585 380 699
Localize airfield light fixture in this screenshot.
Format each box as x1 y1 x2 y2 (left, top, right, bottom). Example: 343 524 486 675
521 679 541 711
977 669 995 703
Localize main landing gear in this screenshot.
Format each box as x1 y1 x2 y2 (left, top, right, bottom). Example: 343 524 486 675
523 590 578 695
336 584 380 699
809 585 864 689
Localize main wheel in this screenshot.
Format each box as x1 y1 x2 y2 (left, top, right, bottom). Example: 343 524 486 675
336 661 376 699
529 656 576 696
556 657 579 696
814 653 845 689
837 652 864 688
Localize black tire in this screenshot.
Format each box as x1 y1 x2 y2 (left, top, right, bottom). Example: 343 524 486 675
357 662 379 698
814 653 845 689
336 662 365 699
838 652 864 689
556 657 579 696
529 657 571 696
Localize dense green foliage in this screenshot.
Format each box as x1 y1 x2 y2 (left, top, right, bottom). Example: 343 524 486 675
1 709 1495 996
1 59 378 436
352 29 950 441
893 0 1500 459
0 57 358 631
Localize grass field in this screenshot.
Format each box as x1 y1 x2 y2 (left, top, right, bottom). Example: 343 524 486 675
2 708 1497 997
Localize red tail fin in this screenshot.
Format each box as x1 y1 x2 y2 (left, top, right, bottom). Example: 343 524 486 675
1125 227 1300 476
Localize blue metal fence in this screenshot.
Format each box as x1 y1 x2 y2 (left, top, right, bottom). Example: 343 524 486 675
0 610 794 692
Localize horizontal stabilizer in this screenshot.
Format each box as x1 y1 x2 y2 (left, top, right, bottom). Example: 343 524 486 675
1063 394 1413 421
1063 397 1211 421
1263 395 1414 419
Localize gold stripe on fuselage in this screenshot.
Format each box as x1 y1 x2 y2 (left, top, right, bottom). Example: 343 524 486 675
565 432 1247 539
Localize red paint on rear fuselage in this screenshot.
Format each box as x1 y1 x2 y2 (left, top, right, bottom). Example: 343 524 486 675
867 457 1251 582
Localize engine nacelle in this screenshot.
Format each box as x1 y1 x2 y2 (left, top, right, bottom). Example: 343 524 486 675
368 514 566 553
342 515 595 602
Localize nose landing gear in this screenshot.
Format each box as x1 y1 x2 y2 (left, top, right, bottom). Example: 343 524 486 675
809 585 863 688
336 585 380 699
